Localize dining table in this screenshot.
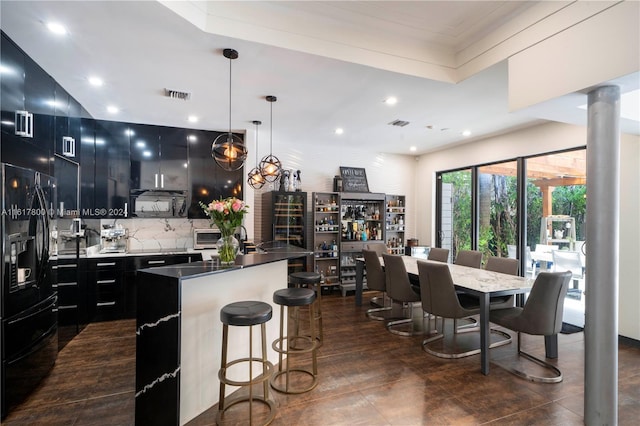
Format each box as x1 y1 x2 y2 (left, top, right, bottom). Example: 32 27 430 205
355 255 541 375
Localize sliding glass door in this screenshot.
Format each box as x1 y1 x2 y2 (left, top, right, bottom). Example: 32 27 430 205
477 161 518 263
437 169 472 263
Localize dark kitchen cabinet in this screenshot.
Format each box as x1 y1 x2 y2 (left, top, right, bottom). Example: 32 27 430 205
124 253 202 318
0 33 54 175
54 84 81 216
187 129 245 218
129 124 188 191
79 117 96 215
51 257 88 349
86 257 126 322
93 120 130 218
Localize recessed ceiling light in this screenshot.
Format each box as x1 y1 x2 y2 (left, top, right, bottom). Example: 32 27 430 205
47 22 67 35
183 162 188 168
335 128 344 135
124 129 134 136
143 150 152 158
410 146 417 152
136 141 146 148
188 115 198 123
88 76 103 87
462 130 472 137
107 105 119 114
187 135 197 142
384 97 398 105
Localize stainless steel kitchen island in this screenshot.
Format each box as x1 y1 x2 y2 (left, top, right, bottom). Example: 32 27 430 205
134 248 311 426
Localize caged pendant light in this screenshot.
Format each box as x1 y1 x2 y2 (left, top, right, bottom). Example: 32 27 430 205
259 95 282 182
247 120 266 189
212 48 247 171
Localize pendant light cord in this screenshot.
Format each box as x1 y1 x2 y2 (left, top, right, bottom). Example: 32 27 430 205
269 100 273 155
228 56 232 137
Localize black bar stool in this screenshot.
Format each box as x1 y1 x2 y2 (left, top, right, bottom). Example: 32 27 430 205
271 288 319 394
288 271 323 346
218 301 276 425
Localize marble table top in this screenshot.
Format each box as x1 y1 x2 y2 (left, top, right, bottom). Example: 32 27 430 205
382 256 534 295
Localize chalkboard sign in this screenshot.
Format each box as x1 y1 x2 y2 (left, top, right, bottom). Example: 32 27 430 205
339 166 369 192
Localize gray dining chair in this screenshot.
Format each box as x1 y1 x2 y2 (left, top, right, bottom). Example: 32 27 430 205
489 271 571 383
362 249 392 321
484 257 519 309
383 254 425 336
454 250 482 268
418 261 511 358
427 247 449 263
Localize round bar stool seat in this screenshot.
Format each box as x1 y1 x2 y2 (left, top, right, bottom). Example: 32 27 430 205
218 301 276 426
289 272 324 346
271 288 319 394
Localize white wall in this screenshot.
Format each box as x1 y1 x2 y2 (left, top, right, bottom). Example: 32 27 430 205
244 126 419 247
619 133 640 339
415 121 640 340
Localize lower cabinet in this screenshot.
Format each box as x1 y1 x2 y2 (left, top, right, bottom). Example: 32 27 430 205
87 258 126 322
61 253 204 323
123 253 202 319
51 257 88 350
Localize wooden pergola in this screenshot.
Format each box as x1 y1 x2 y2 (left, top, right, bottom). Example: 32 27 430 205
480 150 586 217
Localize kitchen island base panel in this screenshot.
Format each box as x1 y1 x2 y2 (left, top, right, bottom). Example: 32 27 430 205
135 263 286 425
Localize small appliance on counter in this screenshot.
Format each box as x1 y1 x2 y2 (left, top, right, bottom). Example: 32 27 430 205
405 245 430 259
100 227 129 254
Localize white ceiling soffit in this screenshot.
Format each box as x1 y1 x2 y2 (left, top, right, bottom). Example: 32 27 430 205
160 0 551 83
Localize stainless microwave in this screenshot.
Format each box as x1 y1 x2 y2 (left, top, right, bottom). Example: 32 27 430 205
193 227 222 249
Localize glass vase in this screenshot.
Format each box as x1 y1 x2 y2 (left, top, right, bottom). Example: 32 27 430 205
217 234 239 265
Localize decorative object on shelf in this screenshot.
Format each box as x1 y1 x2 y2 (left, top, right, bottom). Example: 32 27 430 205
247 120 266 189
294 170 302 191
339 166 369 192
200 197 249 264
212 48 248 171
259 95 282 182
278 169 290 192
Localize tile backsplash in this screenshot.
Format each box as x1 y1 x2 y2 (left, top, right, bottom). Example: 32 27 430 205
58 218 212 252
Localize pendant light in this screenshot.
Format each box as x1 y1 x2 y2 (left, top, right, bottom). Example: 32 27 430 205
259 95 282 182
247 120 266 189
212 48 247 171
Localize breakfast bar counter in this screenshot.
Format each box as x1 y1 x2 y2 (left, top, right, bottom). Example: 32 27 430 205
134 248 311 426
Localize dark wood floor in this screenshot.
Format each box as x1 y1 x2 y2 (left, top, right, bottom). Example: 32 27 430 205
4 291 640 425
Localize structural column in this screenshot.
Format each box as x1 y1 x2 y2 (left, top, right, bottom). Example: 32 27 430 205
584 85 620 425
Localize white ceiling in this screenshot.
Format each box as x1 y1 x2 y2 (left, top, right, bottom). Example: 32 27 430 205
1 1 637 157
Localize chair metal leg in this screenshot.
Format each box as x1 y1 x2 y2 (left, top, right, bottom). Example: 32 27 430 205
367 291 393 321
386 302 427 336
422 318 512 359
497 332 563 383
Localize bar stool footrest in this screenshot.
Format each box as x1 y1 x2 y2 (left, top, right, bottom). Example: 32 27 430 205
216 395 277 425
271 369 319 394
218 358 274 387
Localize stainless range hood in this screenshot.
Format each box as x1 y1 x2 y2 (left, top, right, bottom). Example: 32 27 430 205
130 189 187 218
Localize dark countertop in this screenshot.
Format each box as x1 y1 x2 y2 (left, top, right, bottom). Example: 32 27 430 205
137 249 313 280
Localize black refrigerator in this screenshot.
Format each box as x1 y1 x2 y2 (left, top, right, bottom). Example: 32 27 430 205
1 163 58 419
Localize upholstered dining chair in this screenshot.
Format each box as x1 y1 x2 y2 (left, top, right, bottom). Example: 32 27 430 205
489 271 571 383
362 249 392 321
484 257 519 309
427 247 449 263
382 254 425 336
454 250 483 269
418 261 511 358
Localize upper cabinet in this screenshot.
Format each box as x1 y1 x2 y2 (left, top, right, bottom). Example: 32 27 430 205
0 33 54 174
186 130 245 219
92 120 130 218
129 124 188 191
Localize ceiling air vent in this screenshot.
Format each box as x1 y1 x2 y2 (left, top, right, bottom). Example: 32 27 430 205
388 119 410 127
164 88 191 101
